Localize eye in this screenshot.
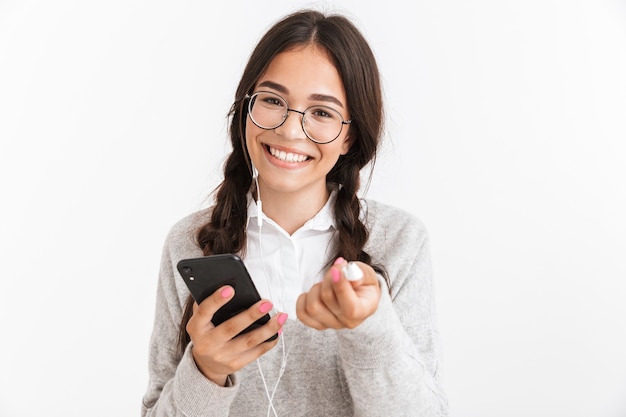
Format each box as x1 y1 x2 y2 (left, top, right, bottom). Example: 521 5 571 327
262 97 283 107
308 106 340 122
312 109 332 118
253 92 286 110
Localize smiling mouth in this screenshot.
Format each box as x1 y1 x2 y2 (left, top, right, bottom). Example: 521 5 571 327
267 145 310 163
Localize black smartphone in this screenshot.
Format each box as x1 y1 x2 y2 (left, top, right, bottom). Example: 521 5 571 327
177 253 277 341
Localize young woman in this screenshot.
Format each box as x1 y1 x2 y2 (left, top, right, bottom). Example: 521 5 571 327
142 9 448 417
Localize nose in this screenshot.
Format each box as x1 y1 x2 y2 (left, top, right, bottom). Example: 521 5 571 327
275 109 306 140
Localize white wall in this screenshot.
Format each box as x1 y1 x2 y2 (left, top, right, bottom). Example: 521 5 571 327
1 1 625 416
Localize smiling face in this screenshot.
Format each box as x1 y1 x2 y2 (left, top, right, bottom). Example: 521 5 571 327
245 44 351 205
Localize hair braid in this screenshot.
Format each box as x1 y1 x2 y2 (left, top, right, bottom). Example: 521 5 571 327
178 144 252 353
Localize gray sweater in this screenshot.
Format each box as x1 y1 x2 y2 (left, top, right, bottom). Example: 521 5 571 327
141 200 448 416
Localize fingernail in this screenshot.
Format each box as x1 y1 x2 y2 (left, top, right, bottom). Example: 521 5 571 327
259 302 273 313
220 287 233 298
331 267 340 283
277 313 288 325
334 257 345 265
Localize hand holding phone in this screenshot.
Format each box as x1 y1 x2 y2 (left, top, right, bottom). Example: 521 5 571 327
177 253 277 341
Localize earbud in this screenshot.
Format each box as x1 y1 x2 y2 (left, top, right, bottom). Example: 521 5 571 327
257 200 263 227
252 163 263 228
343 262 364 281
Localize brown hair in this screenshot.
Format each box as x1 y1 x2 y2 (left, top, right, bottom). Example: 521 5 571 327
178 9 387 353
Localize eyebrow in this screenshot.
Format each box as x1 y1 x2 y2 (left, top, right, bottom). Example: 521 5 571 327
257 80 345 108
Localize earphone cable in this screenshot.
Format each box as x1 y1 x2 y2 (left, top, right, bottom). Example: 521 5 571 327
254 171 289 417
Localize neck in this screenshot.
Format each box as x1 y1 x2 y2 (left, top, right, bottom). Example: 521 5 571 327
257 182 330 235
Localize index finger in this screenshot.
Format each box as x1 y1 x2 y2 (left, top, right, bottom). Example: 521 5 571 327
327 266 360 308
192 285 235 320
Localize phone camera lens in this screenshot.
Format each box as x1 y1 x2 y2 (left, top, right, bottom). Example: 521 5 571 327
182 267 192 275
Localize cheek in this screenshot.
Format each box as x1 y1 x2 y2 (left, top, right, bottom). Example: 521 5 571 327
245 117 253 141
245 119 259 153
244 122 251 144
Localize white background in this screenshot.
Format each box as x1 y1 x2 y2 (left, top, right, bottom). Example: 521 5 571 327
1 0 625 416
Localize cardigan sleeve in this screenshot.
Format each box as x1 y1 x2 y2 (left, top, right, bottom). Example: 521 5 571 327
141 213 241 417
335 202 448 417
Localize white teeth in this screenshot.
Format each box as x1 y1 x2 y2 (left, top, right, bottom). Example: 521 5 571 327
269 146 308 163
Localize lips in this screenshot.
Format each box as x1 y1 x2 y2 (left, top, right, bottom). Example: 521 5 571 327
267 145 309 163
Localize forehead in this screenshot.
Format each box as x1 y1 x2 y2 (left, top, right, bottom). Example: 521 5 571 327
256 45 347 104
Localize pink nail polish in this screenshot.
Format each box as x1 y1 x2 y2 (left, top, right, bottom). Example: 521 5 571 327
331 267 340 283
259 302 273 313
220 287 233 298
277 313 288 325
334 257 345 265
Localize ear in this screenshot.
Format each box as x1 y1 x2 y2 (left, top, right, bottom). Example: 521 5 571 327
340 134 352 155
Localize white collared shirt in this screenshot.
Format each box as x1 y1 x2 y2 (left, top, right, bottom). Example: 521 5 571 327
244 192 338 319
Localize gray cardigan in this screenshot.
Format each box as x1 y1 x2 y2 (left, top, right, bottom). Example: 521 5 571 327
141 199 448 416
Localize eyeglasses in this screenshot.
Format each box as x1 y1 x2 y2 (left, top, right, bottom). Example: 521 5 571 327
245 91 351 144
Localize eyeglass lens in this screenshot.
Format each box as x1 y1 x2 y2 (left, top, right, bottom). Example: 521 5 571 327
248 91 346 144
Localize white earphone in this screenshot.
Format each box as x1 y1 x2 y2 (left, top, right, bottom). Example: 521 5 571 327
343 262 364 281
252 164 263 228
251 163 290 417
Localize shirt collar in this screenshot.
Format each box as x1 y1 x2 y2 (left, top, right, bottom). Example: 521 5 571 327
246 190 337 233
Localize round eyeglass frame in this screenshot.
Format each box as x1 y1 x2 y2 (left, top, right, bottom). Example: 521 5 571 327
245 91 352 144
